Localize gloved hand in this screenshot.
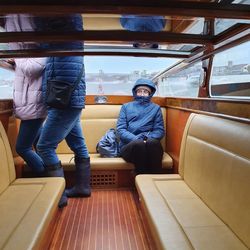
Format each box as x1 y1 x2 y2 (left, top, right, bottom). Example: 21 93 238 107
135 132 150 143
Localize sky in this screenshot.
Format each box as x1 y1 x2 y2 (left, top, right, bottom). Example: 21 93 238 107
84 56 178 74
0 67 14 80
213 41 250 66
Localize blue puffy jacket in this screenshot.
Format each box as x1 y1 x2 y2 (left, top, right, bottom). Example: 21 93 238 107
120 15 166 32
39 15 86 108
117 78 165 150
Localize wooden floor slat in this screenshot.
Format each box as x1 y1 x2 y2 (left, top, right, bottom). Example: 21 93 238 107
49 189 152 250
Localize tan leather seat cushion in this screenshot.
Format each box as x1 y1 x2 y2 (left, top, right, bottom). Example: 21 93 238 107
136 175 248 250
179 114 250 248
136 114 250 249
0 178 65 250
0 121 65 250
59 153 134 170
58 152 173 170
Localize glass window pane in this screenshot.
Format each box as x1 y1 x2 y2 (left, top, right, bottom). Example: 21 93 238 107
0 66 14 99
157 62 202 97
232 0 250 5
84 56 178 96
210 42 250 98
215 18 250 35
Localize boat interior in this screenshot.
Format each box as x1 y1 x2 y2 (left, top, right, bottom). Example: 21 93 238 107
0 1 250 249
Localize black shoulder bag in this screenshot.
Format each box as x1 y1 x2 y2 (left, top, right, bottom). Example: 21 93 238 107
46 61 84 109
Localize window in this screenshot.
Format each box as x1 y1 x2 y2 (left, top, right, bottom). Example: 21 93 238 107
215 18 250 35
210 42 250 99
85 56 178 96
0 66 14 99
157 62 203 97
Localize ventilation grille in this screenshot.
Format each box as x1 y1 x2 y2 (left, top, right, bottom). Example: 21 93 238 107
91 171 118 188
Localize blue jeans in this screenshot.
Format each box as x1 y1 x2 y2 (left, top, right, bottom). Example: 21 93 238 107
37 107 89 166
16 118 45 174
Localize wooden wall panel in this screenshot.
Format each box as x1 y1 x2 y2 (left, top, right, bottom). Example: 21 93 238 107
86 95 166 106
166 97 250 120
165 97 250 173
0 100 13 132
166 108 190 174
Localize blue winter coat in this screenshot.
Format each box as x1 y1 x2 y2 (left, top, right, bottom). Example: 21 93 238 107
38 15 86 108
117 78 165 150
44 56 85 108
120 15 166 32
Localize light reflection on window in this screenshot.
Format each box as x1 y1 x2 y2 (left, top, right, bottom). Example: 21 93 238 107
157 62 202 97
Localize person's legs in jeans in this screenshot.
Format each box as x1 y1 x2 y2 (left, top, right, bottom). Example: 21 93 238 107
37 107 83 207
65 118 89 159
16 118 45 175
65 119 91 197
146 139 163 173
37 108 82 165
121 140 147 174
33 125 43 153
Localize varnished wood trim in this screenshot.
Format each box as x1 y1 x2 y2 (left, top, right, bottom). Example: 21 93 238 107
198 55 213 98
166 97 250 122
0 109 13 115
0 30 212 45
171 20 193 33
188 33 250 64
0 100 13 131
167 106 250 124
0 49 189 59
0 99 13 114
0 1 249 20
86 95 166 107
213 23 250 45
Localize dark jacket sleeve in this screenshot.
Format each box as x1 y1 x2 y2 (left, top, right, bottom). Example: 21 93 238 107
117 105 137 143
148 106 165 140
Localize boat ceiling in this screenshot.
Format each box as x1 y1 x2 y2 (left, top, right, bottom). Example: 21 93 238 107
0 0 249 60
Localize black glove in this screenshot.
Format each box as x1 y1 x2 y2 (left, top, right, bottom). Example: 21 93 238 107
143 135 148 143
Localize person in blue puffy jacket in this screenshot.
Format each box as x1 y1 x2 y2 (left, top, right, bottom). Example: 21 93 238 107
120 15 166 48
36 14 90 208
117 78 165 174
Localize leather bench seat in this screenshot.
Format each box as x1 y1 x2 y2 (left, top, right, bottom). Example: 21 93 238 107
59 152 173 171
136 114 250 250
57 105 173 171
0 122 65 250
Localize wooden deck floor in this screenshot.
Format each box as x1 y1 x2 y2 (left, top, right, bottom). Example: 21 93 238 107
49 189 153 250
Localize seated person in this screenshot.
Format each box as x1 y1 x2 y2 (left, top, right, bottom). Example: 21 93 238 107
117 78 165 174
120 15 166 48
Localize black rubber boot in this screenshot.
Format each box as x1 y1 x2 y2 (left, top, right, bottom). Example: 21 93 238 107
46 162 68 208
65 157 91 197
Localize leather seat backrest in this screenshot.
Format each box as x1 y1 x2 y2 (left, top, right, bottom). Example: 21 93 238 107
57 104 166 154
179 113 250 248
0 122 16 194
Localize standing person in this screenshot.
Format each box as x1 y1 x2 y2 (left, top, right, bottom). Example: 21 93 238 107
5 14 46 176
36 14 91 208
120 15 166 48
117 78 165 174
